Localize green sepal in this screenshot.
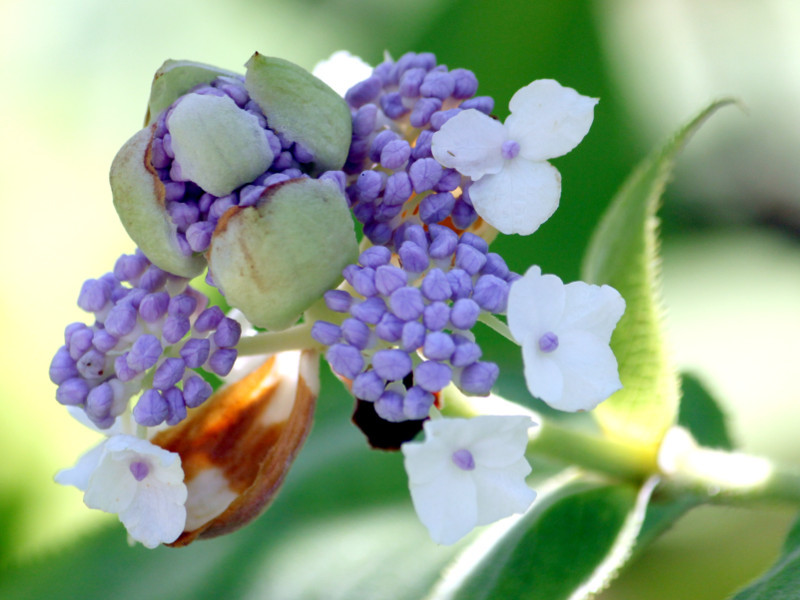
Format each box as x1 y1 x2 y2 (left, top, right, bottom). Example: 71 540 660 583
581 100 736 450
144 59 240 126
244 54 352 174
208 178 358 330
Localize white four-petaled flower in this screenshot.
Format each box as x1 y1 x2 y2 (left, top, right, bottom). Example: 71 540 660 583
431 79 597 236
507 266 625 412
401 415 536 545
55 434 187 548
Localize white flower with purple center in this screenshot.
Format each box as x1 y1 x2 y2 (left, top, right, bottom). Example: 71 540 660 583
55 434 187 548
431 79 597 236
401 415 536 544
507 266 625 412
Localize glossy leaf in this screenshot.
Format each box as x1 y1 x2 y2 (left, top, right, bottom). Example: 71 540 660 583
581 100 735 450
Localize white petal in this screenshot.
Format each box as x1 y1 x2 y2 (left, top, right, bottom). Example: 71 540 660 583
507 266 566 345
312 51 374 97
506 79 597 162
168 93 274 197
54 440 106 491
521 344 565 406
431 109 506 179
469 416 534 468
469 159 561 235
408 469 477 545
473 460 536 525
402 434 452 486
546 330 622 411
560 282 626 343
120 482 187 548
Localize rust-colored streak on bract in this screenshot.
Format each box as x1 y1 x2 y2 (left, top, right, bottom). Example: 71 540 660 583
141 123 167 209
153 350 318 546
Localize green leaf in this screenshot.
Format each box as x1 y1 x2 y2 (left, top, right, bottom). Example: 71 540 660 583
678 372 735 450
729 512 800 599
581 100 736 450
428 474 657 600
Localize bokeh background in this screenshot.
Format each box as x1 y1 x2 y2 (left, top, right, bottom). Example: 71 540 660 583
1 0 799 598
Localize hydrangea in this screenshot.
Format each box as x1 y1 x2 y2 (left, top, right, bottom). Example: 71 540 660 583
431 79 597 236
507 266 625 411
55 434 187 548
402 415 536 544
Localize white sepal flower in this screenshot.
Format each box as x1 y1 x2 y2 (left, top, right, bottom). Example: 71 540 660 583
507 266 625 412
55 434 187 548
401 415 536 545
431 79 597 236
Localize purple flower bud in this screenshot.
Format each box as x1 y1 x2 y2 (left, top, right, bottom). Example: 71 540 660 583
410 97 442 128
399 67 426 97
419 192 455 224
78 279 110 312
50 347 79 384
423 301 450 331
414 360 452 392
352 370 385 401
56 377 90 406
138 266 168 292
114 354 138 382
164 181 186 202
350 297 387 325
359 246 392 268
460 96 494 114
403 224 429 250
162 133 175 158
153 357 186 390
472 274 509 313
423 331 455 361
433 168 462 192
180 337 211 369
139 292 170 322
356 170 384 203
183 375 213 408
403 386 434 420
451 340 482 368
420 70 455 99
420 269 452 302
239 184 266 207
375 265 408 296
538 332 559 353
208 348 237 376
326 343 364 380
311 321 342 346
380 139 411 170
104 302 137 337
167 201 200 230
151 137 170 169
134 389 168 426
163 316 190 344
401 320 426 352
319 170 346 193
451 198 477 229
450 298 481 330
345 75 382 107
77 349 108 379
459 361 499 396
324 290 353 313
353 104 378 137
455 244 487 275
375 390 406 422
195 306 224 332
164 387 187 426
86 382 114 421
446 268 473 299
114 253 147 282
411 130 433 160
451 68 478 98
64 322 85 346
214 317 241 348
428 226 458 259
124 334 161 372
482 253 510 279
341 318 372 350
375 312 404 342
186 221 215 253
293 142 314 164
390 286 425 321
383 172 412 206
209 195 236 222
409 158 443 193
372 349 413 381
380 92 408 119
398 242 430 274
344 265 378 298
369 130 400 163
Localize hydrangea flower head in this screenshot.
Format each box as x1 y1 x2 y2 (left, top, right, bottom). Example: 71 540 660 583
507 266 625 411
55 434 187 548
431 79 597 236
401 415 536 544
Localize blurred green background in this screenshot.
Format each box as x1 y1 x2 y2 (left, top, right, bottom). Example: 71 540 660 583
1 0 799 598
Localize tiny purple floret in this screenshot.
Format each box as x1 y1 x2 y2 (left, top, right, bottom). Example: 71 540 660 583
129 461 150 482
452 448 475 471
538 331 559 353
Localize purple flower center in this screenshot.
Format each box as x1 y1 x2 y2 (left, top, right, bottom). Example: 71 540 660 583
129 461 150 481
501 140 520 160
538 331 559 353
452 448 476 471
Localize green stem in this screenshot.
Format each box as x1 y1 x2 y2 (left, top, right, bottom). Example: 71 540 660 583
477 312 516 344
236 321 319 356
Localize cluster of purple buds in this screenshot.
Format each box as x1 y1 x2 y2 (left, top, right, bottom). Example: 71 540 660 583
312 224 517 424
49 250 241 429
342 52 496 246
150 75 345 255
